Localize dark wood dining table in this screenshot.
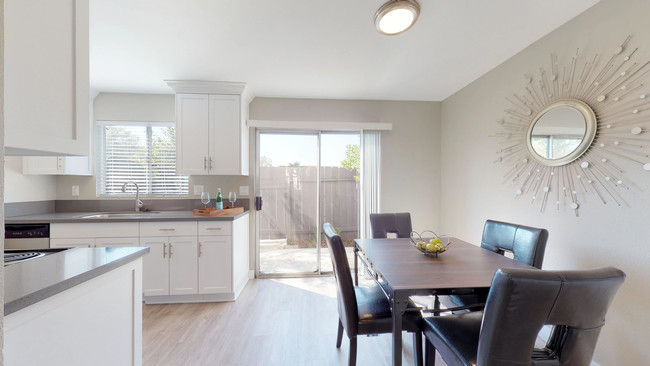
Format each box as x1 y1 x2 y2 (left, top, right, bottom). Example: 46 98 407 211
353 237 535 366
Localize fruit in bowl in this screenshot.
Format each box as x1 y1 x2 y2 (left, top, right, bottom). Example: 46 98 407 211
410 231 450 256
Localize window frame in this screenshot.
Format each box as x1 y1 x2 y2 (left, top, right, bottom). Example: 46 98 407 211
96 120 188 198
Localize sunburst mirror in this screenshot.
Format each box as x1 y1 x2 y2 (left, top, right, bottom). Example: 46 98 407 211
495 36 650 216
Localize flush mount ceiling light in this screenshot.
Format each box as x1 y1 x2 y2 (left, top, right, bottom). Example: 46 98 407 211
374 0 420 35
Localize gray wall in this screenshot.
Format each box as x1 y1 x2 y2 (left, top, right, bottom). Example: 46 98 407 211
440 0 650 364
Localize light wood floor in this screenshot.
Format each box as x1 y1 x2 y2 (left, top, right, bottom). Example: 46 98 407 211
143 277 446 366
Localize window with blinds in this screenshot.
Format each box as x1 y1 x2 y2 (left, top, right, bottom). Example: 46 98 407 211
97 121 188 196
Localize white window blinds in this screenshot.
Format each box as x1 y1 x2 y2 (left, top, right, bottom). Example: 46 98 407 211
97 121 188 196
360 130 381 239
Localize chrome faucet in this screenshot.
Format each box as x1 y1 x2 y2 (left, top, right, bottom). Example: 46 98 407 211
122 181 144 212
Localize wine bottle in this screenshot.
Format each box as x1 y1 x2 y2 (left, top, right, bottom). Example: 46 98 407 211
216 188 223 210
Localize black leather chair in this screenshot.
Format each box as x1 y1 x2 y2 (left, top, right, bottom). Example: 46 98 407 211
369 212 413 238
448 219 549 308
480 219 549 268
423 267 626 366
323 222 423 366
359 212 413 284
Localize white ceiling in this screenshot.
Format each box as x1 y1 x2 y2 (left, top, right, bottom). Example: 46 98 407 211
90 0 600 101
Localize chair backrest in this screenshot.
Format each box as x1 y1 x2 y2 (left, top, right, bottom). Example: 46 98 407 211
323 223 358 335
369 212 412 238
478 267 625 366
481 219 549 268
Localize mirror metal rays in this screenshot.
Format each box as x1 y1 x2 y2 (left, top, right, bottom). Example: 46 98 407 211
495 36 650 216
526 99 596 166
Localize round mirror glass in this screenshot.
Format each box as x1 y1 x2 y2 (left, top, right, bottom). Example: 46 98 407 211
526 99 597 166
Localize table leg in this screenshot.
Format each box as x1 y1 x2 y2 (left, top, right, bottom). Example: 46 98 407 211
353 245 359 286
392 292 408 366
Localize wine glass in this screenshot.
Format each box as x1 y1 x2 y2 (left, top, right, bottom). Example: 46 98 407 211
228 191 237 208
201 192 210 209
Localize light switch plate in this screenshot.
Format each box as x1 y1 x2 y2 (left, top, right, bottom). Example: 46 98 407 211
72 185 80 196
194 185 204 195
239 185 249 196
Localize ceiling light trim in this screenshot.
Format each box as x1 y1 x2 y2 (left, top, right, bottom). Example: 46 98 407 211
374 0 420 36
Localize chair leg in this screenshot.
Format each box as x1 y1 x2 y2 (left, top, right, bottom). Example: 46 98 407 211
336 319 344 348
413 332 423 366
348 336 357 366
425 339 436 366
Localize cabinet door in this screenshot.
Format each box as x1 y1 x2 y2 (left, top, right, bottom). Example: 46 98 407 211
169 236 198 295
208 95 241 175
22 157 60 174
61 156 93 175
176 94 209 175
5 0 90 156
141 237 170 297
198 235 232 294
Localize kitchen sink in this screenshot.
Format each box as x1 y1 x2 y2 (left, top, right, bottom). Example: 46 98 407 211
79 212 161 219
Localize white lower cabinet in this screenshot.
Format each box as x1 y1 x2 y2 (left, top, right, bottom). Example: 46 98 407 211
140 235 198 297
198 233 232 294
140 221 198 297
170 236 199 295
50 214 250 304
140 239 169 297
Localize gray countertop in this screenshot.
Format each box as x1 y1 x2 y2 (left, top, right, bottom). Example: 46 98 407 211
5 210 249 224
4 246 150 315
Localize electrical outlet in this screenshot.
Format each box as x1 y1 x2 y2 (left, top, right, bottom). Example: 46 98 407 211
239 185 249 196
72 185 80 196
194 185 204 195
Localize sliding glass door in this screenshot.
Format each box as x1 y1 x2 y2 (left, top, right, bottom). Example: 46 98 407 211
318 133 360 273
256 131 360 276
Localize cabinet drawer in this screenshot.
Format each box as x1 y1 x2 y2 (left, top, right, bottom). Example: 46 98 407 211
95 237 140 247
51 223 139 238
50 238 93 248
198 221 232 236
140 221 197 237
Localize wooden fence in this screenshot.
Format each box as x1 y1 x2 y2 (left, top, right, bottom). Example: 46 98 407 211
259 166 359 246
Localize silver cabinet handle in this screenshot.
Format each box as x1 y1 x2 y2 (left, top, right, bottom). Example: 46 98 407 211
159 228 176 231
209 156 213 169
204 156 208 170
169 243 173 258
198 242 202 257
163 243 167 258
205 227 222 231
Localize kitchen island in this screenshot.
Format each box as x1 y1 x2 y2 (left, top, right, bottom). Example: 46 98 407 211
4 246 149 366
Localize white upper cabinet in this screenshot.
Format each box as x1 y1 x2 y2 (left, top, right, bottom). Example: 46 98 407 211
167 81 251 176
175 94 210 175
4 0 90 156
22 156 92 176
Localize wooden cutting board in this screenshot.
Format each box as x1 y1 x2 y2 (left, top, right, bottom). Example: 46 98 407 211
193 206 244 216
